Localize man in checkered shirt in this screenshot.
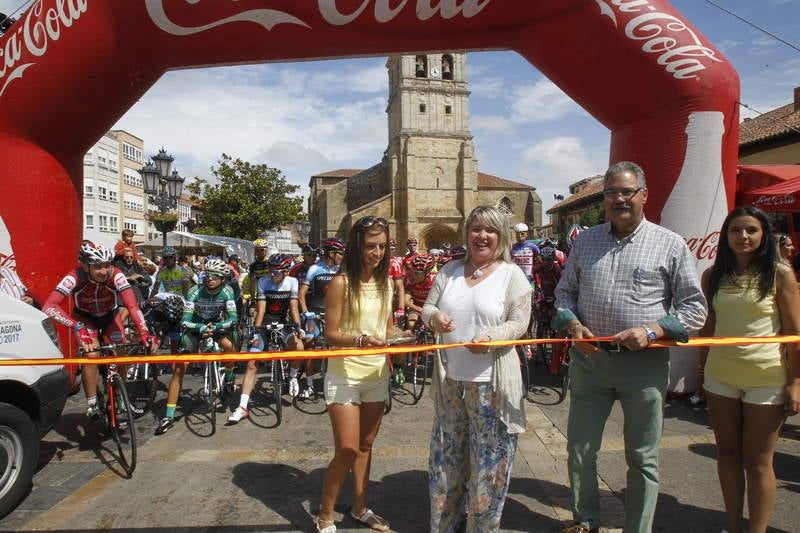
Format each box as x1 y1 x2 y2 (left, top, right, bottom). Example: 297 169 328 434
554 161 707 533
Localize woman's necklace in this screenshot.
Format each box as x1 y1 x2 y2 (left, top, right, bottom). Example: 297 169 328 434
469 258 496 279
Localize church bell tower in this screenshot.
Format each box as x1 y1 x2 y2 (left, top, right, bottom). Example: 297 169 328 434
384 52 477 250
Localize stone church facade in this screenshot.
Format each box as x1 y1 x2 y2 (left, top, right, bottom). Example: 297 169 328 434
308 52 542 250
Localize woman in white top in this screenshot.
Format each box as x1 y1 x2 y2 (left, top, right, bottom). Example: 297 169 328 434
423 206 532 532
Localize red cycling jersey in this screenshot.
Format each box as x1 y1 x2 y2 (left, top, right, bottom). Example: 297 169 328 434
534 263 562 300
389 257 404 280
43 267 149 340
405 272 436 307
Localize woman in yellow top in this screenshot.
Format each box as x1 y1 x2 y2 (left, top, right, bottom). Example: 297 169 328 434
699 206 800 533
316 216 402 533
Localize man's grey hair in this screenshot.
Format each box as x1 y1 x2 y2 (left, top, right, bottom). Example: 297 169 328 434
604 161 646 188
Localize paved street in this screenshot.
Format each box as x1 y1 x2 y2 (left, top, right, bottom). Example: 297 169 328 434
1 364 798 532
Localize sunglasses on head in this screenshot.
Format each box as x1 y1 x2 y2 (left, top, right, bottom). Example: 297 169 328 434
358 216 389 229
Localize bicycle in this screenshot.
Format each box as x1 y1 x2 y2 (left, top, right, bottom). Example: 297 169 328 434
534 296 570 404
79 342 145 477
253 321 297 425
190 327 233 435
304 311 328 399
399 322 434 404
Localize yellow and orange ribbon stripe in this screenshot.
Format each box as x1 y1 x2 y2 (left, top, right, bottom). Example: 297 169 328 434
2 335 799 367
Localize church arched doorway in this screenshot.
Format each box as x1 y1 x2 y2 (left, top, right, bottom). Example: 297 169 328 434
419 224 459 252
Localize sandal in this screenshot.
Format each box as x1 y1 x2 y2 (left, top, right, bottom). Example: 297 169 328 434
350 508 390 531
315 517 336 533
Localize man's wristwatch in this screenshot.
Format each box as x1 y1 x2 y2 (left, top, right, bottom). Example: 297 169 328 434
643 325 657 344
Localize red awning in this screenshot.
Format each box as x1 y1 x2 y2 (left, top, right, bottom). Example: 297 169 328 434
742 175 800 212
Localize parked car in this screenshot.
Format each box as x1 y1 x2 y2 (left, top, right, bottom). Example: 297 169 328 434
0 293 69 518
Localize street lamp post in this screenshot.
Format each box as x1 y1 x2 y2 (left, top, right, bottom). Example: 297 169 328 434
139 148 185 249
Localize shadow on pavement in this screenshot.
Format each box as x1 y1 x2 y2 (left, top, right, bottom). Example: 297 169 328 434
505 477 572 531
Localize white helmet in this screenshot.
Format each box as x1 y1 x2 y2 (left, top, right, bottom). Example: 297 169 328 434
79 242 114 264
204 258 230 278
513 222 529 232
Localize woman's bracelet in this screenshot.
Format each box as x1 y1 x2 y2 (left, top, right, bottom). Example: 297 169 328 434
355 334 368 348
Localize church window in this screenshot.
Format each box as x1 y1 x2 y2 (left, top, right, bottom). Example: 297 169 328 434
415 55 427 78
445 105 452 115
442 54 454 80
498 197 513 216
419 103 427 113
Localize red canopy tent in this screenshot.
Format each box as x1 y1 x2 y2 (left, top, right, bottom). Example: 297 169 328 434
739 164 800 212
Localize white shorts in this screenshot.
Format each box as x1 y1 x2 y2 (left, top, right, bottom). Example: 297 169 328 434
324 373 389 406
704 374 785 405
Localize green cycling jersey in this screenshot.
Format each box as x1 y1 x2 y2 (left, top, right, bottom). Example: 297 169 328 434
182 284 238 332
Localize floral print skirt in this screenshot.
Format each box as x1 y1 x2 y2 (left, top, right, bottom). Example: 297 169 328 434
429 378 518 533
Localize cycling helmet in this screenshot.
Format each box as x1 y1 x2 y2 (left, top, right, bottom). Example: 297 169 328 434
252 238 269 248
540 245 556 261
513 222 529 232
204 258 230 278
162 294 185 322
79 242 114 265
228 254 240 262
389 238 397 248
407 237 418 246
267 253 293 271
161 246 177 257
451 245 467 259
301 243 318 255
322 237 346 253
411 253 436 272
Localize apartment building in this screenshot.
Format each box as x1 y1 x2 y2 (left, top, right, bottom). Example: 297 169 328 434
83 134 122 246
109 130 147 243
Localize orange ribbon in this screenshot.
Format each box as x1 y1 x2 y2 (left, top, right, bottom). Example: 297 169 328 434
1 335 799 367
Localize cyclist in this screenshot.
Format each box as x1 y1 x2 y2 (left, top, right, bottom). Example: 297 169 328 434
141 293 185 353
533 243 562 330
155 258 238 435
297 237 345 399
404 253 436 332
450 245 467 261
511 223 540 284
43 242 155 419
402 237 419 278
150 247 190 298
229 253 304 422
541 238 565 268
387 238 406 325
290 244 317 282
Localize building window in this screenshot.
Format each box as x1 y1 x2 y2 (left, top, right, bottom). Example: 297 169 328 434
84 183 93 198
123 143 143 163
108 190 118 203
415 55 427 77
84 152 93 164
124 219 140 234
442 54 454 80
109 216 118 233
97 186 108 201
419 103 426 113
498 197 513 216
98 215 109 232
85 214 94 229
445 105 452 114
123 168 143 188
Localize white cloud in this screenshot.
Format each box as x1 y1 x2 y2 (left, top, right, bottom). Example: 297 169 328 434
520 137 607 211
114 65 387 192
715 39 741 54
470 78 505 99
509 79 583 124
472 115 515 133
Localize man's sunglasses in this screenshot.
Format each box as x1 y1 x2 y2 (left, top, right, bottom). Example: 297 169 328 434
206 274 225 280
358 216 389 228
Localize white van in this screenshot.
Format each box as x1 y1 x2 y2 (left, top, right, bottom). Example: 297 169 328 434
0 293 69 518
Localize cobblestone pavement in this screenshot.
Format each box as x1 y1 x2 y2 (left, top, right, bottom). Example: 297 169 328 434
1 365 797 532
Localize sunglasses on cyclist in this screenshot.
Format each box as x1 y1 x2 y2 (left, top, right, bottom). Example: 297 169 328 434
205 273 225 280
413 270 430 275
358 216 389 229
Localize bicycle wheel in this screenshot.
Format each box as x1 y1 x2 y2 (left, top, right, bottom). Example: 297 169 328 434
108 373 137 477
409 351 429 404
126 347 158 417
271 358 283 425
204 362 217 434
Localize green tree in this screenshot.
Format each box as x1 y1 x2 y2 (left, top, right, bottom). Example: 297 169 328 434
578 203 605 227
186 154 305 240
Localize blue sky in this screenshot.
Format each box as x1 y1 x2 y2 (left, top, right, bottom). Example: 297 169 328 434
3 0 798 213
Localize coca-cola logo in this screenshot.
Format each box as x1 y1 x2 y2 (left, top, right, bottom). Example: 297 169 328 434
594 0 722 80
752 194 795 208
685 231 719 262
0 0 89 99
145 0 491 36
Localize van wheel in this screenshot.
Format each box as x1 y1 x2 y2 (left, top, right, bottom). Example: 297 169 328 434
0 403 39 519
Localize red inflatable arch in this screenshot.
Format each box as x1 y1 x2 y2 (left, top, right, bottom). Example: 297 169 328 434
0 0 738 302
